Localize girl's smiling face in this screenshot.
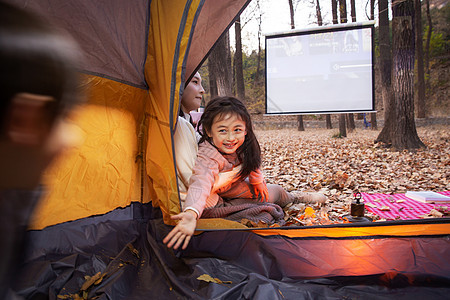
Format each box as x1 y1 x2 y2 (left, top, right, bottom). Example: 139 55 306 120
207 113 247 154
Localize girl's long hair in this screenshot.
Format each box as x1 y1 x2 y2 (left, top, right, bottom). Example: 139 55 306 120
198 96 261 181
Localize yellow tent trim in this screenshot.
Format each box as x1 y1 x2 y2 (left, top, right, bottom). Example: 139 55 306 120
145 0 202 225
250 223 450 238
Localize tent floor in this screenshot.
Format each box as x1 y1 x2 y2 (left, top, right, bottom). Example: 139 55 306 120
13 202 450 299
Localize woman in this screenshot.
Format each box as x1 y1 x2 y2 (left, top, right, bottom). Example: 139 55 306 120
174 72 205 205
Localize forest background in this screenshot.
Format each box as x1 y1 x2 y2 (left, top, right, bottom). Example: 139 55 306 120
198 0 448 126
194 0 449 215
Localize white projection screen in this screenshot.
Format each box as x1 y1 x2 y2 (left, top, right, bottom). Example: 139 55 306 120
265 22 375 115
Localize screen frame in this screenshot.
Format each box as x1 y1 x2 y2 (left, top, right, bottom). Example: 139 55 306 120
264 21 376 115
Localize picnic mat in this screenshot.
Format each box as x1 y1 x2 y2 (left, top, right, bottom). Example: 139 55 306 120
361 191 450 220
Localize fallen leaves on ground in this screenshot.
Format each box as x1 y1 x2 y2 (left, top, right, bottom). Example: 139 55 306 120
252 126 450 227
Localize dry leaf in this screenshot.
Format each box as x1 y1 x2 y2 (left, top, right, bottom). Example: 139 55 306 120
81 272 104 291
127 244 140 258
429 209 444 218
303 207 316 218
256 220 269 228
197 274 232 285
240 218 252 227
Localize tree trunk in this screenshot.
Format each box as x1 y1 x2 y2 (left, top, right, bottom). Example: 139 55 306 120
297 115 305 131
415 0 426 118
339 115 347 137
375 0 394 144
208 59 218 99
329 0 339 129
316 0 332 128
339 0 347 23
347 114 355 132
254 9 262 87
424 0 432 95
370 113 377 129
370 0 375 20
234 17 245 102
288 0 295 29
326 114 332 129
338 0 350 136
316 0 323 26
390 0 425 150
255 34 261 86
369 0 378 130
348 0 356 132
209 31 232 96
350 0 356 22
331 0 338 24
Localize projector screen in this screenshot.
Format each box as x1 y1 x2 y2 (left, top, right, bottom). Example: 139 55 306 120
265 22 375 115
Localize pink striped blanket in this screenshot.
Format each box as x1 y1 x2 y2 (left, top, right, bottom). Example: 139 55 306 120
362 191 450 220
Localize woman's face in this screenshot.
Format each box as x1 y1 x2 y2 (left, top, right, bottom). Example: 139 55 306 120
181 72 205 113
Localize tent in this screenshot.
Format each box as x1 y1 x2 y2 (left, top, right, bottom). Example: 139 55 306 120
6 0 450 299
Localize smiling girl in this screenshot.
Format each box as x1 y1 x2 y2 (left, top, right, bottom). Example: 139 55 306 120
164 97 326 250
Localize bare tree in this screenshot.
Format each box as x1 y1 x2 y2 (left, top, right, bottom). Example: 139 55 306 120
234 17 245 102
313 0 332 129
350 0 356 22
415 0 426 118
338 0 355 132
424 0 432 95
315 0 323 25
339 0 347 23
288 0 305 131
376 0 395 144
370 0 375 20
337 0 348 136
379 0 425 150
332 0 338 24
346 114 355 132
330 0 340 131
369 0 378 129
358 0 375 124
254 1 263 87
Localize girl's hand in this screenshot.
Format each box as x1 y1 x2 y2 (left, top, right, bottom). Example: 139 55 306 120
163 210 197 250
253 182 269 202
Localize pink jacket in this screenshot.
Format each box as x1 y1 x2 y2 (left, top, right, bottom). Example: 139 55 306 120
184 141 264 217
